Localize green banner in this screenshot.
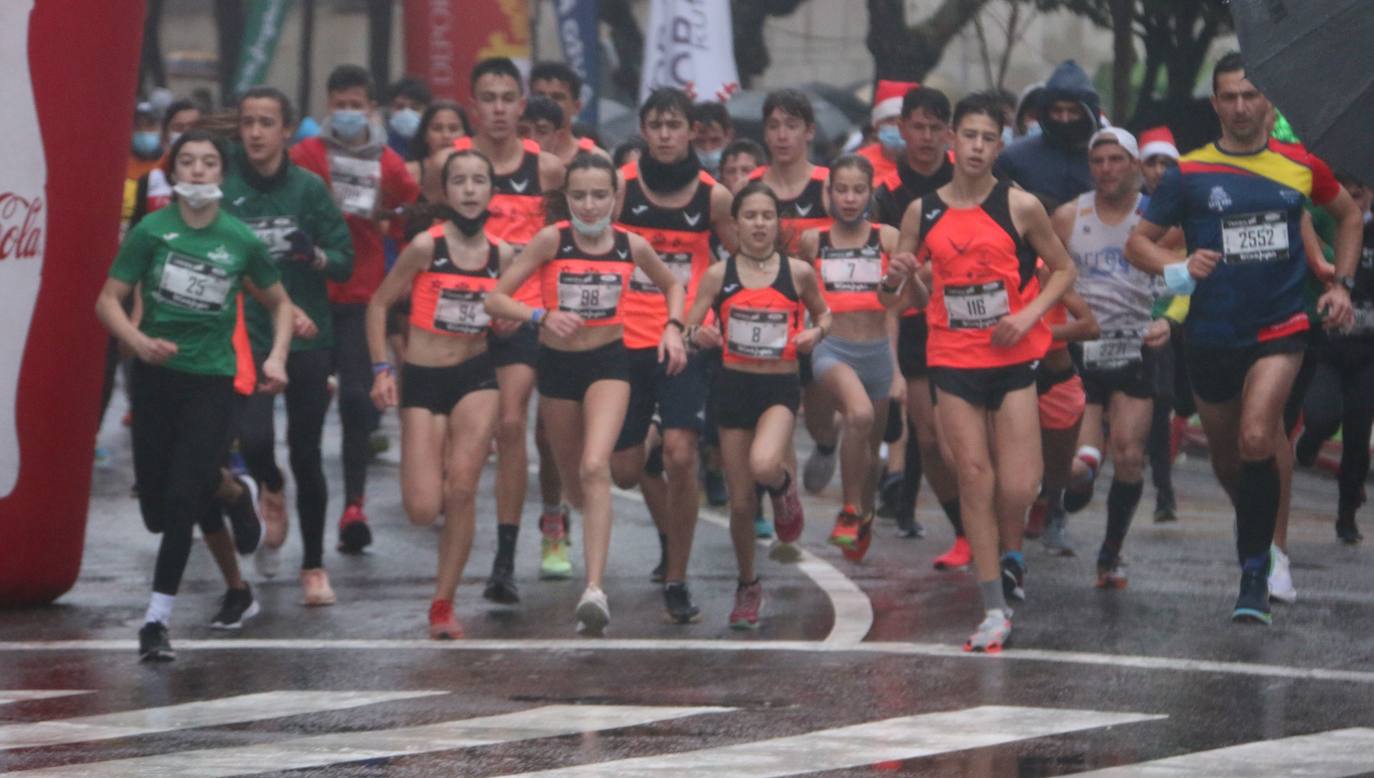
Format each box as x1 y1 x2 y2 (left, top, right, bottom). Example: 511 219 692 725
233 0 294 97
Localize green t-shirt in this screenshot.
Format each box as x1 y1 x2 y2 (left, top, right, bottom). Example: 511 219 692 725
109 206 280 376
222 146 353 353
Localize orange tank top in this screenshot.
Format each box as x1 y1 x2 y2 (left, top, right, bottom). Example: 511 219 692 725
749 165 831 254
920 180 1050 368
454 137 544 307
714 254 806 366
616 163 717 349
540 222 635 328
815 224 887 315
409 224 500 337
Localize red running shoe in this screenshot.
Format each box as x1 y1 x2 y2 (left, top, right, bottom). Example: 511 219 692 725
933 536 972 570
428 599 463 640
771 479 805 543
337 501 372 554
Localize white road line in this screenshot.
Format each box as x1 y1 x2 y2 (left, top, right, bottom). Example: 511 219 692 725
504 705 1164 777
0 690 443 751
14 704 730 777
0 691 90 706
4 638 1372 686
1073 728 1374 777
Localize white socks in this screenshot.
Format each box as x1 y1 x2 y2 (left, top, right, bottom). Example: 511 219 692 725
144 592 175 626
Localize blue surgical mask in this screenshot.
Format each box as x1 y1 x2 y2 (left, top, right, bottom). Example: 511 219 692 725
1002 126 1015 146
1163 261 1196 295
330 109 369 141
132 131 161 157
571 212 612 237
696 147 722 173
389 108 421 140
877 124 906 154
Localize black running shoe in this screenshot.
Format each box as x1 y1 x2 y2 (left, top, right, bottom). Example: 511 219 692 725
876 473 903 519
1232 567 1272 625
1153 487 1177 523
138 622 174 662
209 585 260 630
663 581 702 624
225 474 264 555
895 514 926 539
1001 556 1027 603
483 561 520 604
1336 508 1363 545
1295 431 1320 468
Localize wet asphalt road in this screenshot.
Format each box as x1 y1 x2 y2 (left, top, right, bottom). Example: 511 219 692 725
2 389 1374 776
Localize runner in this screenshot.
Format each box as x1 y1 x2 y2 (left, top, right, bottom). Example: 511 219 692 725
994 60 1101 210
881 86 967 565
609 87 734 623
689 101 734 179
384 76 431 157
682 181 832 628
720 139 766 194
404 101 470 212
855 79 918 184
529 61 609 164
367 148 515 639
796 154 902 561
457 57 567 599
1125 52 1362 624
485 153 687 635
891 93 1076 652
227 87 355 604
290 64 419 559
96 130 293 661
1053 127 1170 587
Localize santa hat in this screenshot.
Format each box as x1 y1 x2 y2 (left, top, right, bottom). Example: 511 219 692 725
872 79 918 125
1139 126 1179 161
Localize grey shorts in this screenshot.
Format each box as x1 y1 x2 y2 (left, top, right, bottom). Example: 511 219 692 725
810 334 894 403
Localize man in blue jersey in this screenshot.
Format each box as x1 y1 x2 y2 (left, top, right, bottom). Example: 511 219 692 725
1127 52 1363 626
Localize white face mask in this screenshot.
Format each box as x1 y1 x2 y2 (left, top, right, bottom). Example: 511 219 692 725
173 181 223 210
570 212 611 237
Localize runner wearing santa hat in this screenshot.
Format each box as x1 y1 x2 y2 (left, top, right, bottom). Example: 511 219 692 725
856 80 919 184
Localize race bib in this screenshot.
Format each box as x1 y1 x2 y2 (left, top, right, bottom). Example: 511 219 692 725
158 252 233 313
630 252 693 293
727 308 789 359
557 271 623 321
1222 211 1290 264
820 250 883 292
1352 304 1374 336
943 281 1009 330
433 288 490 335
243 215 299 261
329 155 382 218
1081 329 1143 371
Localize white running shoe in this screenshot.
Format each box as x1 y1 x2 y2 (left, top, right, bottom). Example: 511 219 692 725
576 586 610 636
1268 545 1297 604
802 448 837 494
254 542 282 580
964 609 1012 653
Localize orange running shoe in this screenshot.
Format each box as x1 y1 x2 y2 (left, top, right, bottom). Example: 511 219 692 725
428 599 463 640
933 536 972 570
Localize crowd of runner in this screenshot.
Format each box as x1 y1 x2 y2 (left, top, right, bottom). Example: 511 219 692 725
102 51 1370 662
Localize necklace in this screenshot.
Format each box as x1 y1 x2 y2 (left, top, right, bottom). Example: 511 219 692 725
739 249 776 270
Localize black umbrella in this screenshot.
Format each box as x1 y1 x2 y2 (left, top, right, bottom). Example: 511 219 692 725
1232 0 1374 180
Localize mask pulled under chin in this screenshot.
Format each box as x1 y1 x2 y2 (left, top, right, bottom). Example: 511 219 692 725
438 206 490 237
639 150 701 192
571 213 612 237
173 182 223 209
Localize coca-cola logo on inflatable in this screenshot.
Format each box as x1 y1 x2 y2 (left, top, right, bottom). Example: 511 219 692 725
0 193 44 260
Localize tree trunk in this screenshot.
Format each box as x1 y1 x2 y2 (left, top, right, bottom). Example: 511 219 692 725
600 0 644 100
1109 0 1133 122
731 0 807 89
367 0 392 96
867 0 992 82
215 0 246 106
299 0 315 120
138 0 166 94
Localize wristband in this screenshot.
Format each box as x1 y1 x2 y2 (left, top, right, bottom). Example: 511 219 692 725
372 362 393 376
667 318 686 333
530 307 546 326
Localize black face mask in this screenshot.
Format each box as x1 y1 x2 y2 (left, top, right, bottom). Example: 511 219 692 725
638 149 701 192
1042 112 1096 150
437 206 490 237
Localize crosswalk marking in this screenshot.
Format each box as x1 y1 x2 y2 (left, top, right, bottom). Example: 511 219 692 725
13 704 730 777
1073 728 1374 777
0 692 90 706
504 705 1165 777
0 690 443 751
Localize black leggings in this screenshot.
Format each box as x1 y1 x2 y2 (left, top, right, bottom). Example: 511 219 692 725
131 362 234 596
239 348 333 569
332 304 374 505
1302 345 1374 511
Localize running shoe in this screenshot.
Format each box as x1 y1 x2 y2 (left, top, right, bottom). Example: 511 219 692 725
336 501 372 554
704 468 728 507
828 507 863 549
300 568 336 606
802 448 837 494
771 479 805 543
1001 555 1026 603
875 472 903 519
1063 480 1095 514
1232 567 1272 625
963 609 1012 653
1268 545 1297 604
254 543 282 580
93 446 112 468
1041 509 1075 557
895 514 925 539
1153 487 1178 523
368 432 390 457
209 585 260 630
575 586 610 636
1294 430 1320 468
1336 507 1363 545
933 536 971 570
259 486 288 548
663 581 702 624
1024 496 1048 539
138 621 174 663
1094 556 1128 590
754 514 774 539
768 541 803 563
428 598 463 640
225 474 264 556
484 561 520 604
841 512 876 562
539 507 574 579
729 579 764 630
